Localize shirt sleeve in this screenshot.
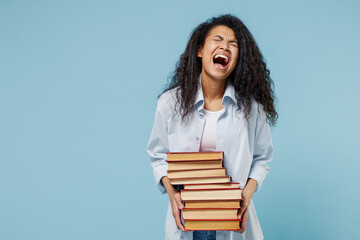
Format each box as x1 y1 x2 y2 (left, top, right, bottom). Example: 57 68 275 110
248 103 274 192
146 97 169 194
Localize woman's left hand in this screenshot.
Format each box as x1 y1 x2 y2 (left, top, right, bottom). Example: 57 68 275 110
235 178 257 233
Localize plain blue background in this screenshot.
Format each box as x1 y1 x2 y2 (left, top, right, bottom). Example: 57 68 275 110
1 0 359 239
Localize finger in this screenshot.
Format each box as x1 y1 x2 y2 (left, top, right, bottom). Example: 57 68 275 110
172 198 185 231
239 219 246 233
174 192 184 209
237 207 244 219
240 199 249 209
239 208 249 233
173 208 185 231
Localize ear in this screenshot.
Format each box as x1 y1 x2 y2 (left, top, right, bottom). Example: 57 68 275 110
197 48 203 58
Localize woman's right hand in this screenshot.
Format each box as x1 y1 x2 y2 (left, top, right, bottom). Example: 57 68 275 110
161 176 186 231
170 191 185 231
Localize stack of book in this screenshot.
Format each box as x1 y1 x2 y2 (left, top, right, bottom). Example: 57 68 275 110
166 151 242 231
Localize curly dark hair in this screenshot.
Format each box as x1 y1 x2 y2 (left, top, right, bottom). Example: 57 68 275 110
162 14 278 126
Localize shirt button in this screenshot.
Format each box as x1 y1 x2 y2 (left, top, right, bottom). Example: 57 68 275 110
200 115 204 119
196 137 199 141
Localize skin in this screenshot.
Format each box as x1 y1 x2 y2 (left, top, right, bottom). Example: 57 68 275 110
162 25 258 233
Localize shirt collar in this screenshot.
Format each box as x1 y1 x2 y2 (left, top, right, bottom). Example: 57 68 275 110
222 79 237 105
194 75 204 111
194 74 237 112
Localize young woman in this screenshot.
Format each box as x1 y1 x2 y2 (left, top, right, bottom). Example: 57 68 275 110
147 14 277 240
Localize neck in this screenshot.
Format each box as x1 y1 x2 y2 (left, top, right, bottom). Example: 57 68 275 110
201 73 227 101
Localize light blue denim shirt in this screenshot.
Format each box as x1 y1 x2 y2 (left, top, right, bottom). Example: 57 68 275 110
147 78 273 240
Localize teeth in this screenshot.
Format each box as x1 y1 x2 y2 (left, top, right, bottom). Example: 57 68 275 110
214 54 228 63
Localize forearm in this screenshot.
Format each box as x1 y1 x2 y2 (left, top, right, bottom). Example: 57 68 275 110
161 176 185 231
243 178 257 198
237 178 257 232
161 176 177 201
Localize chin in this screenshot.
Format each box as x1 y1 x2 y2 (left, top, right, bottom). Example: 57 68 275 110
207 71 231 81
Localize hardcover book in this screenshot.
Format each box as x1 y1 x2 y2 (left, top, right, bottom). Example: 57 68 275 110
167 159 223 171
166 151 223 161
167 168 226 179
181 188 242 201
184 219 241 231
183 182 240 190
169 176 231 185
184 200 241 208
182 208 239 220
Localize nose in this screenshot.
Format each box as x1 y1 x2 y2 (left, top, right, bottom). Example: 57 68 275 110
220 43 230 52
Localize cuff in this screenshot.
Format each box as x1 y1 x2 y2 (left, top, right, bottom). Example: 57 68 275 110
153 164 168 194
248 164 269 192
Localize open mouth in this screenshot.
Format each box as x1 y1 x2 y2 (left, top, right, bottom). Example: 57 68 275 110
213 54 229 68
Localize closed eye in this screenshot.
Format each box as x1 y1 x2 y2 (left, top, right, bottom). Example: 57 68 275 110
213 35 223 41
230 41 238 47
